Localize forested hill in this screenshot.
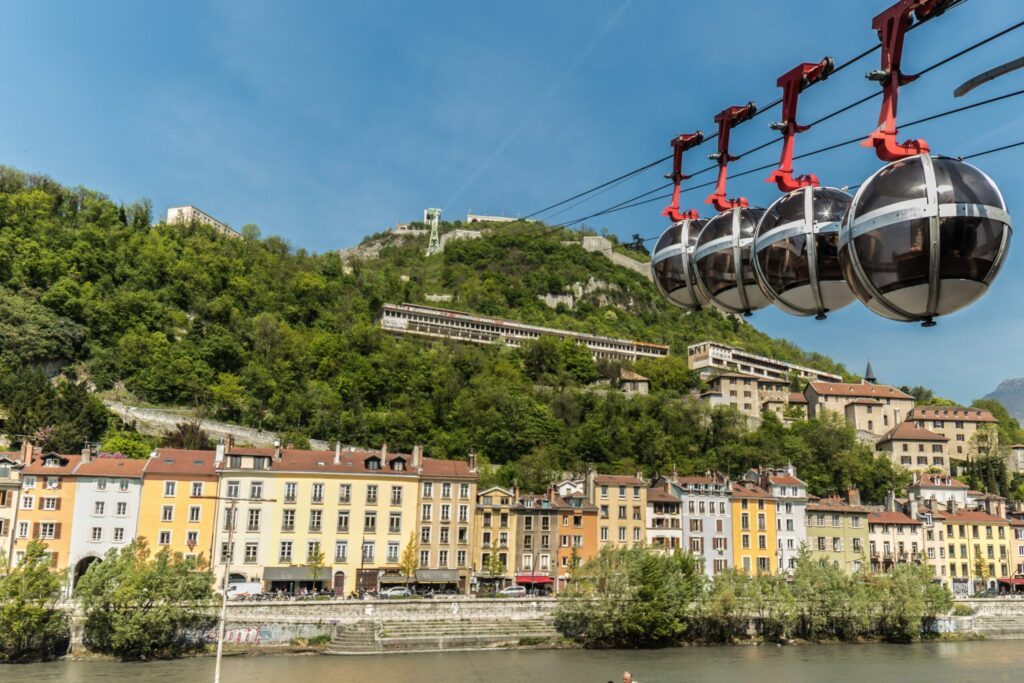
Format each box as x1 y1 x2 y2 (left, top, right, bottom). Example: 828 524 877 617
2 166 906 498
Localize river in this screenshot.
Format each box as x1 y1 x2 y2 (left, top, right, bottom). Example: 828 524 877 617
2 641 1020 682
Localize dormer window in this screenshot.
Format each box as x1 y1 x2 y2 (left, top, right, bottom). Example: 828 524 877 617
365 457 381 471
44 457 60 468
390 458 406 471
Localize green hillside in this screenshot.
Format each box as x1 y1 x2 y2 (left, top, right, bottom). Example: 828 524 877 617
0 166 922 500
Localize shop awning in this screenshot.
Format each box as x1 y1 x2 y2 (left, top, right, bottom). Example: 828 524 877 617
379 574 412 585
263 566 314 581
415 569 460 584
515 574 553 584
998 578 1024 586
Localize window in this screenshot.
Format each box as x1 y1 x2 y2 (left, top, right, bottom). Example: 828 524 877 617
244 542 259 564
188 505 201 523
247 508 261 531
440 504 451 521
284 482 297 503
460 483 470 499
280 541 293 563
279 508 295 531
387 542 400 563
339 484 351 503
309 509 323 532
364 511 377 532
440 526 450 544
17 521 28 538
158 530 171 545
389 513 402 533
164 481 177 497
458 505 469 523
457 550 467 567
390 486 403 505
419 550 430 567
191 482 203 497
306 541 321 562
335 541 348 562
422 504 433 521
367 485 378 504
186 530 198 547
96 478 107 491
312 483 324 504
22 475 36 489
22 496 34 510
161 505 174 522
441 483 452 498
42 498 58 511
91 527 102 542
226 480 239 498
618 527 626 541
438 550 449 567
249 481 263 500
44 476 58 490
114 528 125 542
422 482 433 498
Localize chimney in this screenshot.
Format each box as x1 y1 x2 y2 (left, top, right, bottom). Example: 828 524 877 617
635 470 644 484
670 464 678 483
786 461 796 477
468 451 478 473
226 434 235 453
947 498 957 514
81 445 93 464
215 439 225 465
884 490 896 512
909 496 919 520
513 481 520 503
274 440 282 462
334 441 341 465
846 487 861 507
381 443 388 460
411 445 423 471
585 467 597 500
548 484 557 503
20 440 33 466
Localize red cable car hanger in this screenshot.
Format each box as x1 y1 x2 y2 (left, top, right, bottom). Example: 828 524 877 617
766 57 834 193
706 103 757 212
661 131 704 223
863 0 951 161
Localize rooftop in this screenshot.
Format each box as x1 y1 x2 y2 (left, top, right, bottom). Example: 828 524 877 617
146 449 219 476
908 406 997 423
878 422 948 444
912 473 968 489
594 474 646 486
868 511 921 525
808 381 912 400
76 456 147 478
945 509 1009 524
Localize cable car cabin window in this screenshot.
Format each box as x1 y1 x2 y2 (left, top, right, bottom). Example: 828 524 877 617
654 258 688 295
759 191 805 234
853 218 931 294
938 217 1005 283
933 158 1003 208
699 249 739 296
758 233 810 294
655 224 681 251
815 231 844 281
853 157 926 218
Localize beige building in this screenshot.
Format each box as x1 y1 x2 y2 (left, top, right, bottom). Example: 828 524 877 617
908 406 998 460
758 377 790 419
805 381 915 436
704 373 761 418
1009 445 1024 474
805 490 869 574
474 486 516 588
876 422 950 472
415 448 479 593
687 341 842 383
589 472 647 547
917 503 950 582
619 369 650 396
868 510 922 573
166 205 240 239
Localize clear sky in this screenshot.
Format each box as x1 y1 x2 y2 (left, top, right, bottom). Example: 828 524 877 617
1 0 1022 405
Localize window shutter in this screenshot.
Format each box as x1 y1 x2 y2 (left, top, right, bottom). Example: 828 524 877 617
54 498 61 511
53 523 61 539
33 522 40 538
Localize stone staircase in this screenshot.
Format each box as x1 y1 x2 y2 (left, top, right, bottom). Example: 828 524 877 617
971 614 1024 639
325 618 560 655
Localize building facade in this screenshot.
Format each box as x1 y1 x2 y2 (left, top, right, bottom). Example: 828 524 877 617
0 449 24 566
12 451 82 573
876 423 950 472
908 406 998 460
415 448 478 593
513 493 560 592
731 481 777 575
687 341 842 383
867 510 922 573
676 473 732 577
475 486 516 588
590 473 648 548
944 508 1010 595
646 481 682 552
557 492 598 589
805 493 869 574
754 467 806 574
166 205 239 238
805 381 915 436
137 448 220 562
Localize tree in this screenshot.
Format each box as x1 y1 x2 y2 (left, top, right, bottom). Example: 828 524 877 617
399 532 418 586
162 421 210 450
306 546 326 590
0 540 69 662
486 543 506 579
101 429 156 459
75 539 213 660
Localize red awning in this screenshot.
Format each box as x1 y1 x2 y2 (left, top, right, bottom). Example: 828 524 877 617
998 578 1024 585
515 574 553 584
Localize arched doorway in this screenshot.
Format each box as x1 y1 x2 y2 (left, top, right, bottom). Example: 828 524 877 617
73 556 101 588
333 571 346 597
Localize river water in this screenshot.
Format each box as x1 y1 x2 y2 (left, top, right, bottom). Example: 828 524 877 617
2 641 1020 682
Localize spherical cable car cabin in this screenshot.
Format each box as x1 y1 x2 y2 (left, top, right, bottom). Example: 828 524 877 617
651 218 709 311
693 206 772 316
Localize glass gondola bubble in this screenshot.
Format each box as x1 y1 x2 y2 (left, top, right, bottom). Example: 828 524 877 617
753 186 855 319
692 207 771 316
838 155 1012 326
651 218 709 311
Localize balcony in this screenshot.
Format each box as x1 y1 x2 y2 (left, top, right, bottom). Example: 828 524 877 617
279 555 292 564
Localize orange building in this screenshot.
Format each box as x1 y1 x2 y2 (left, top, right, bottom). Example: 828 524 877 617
12 449 82 571
556 491 598 590
137 449 220 564
731 481 778 575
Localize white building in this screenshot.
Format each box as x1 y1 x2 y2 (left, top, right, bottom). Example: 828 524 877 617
750 466 807 574
466 213 517 224
379 303 669 362
687 341 842 384
67 455 146 591
907 473 970 507
673 473 733 578
167 205 240 239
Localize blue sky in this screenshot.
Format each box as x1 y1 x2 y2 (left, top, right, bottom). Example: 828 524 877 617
1 0 1022 404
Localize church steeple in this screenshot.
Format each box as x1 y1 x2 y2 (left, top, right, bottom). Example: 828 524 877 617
864 359 876 384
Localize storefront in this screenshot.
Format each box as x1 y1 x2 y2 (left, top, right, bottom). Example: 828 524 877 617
515 573 554 595
262 566 327 595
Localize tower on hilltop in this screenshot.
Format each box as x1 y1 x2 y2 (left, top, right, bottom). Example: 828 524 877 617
425 208 442 256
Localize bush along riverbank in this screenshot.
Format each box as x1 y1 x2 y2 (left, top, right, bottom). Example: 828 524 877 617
555 546 953 648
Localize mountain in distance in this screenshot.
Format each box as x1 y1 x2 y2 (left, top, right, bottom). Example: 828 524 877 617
985 378 1024 423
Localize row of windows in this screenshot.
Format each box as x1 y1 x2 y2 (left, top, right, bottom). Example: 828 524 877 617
599 527 643 542
599 485 643 500
814 536 864 553
948 543 1008 560
807 514 863 528
228 480 411 505
420 526 471 544
234 539 403 565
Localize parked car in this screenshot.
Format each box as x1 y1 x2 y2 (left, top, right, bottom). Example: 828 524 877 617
497 585 527 598
224 582 263 600
380 586 414 598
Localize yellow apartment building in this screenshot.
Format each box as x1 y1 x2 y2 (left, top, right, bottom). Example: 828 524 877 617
731 481 777 575
474 486 517 589
12 450 82 571
590 472 648 547
944 508 1010 594
211 445 419 596
414 448 478 593
137 449 220 563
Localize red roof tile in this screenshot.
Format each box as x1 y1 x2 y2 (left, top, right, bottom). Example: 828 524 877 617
647 488 680 503
145 449 219 476
22 454 81 476
808 382 912 400
788 392 808 404
76 456 147 478
594 474 646 486
908 406 997 423
878 422 948 443
732 482 772 499
868 511 921 525
944 510 1008 524
913 474 968 489
768 474 805 486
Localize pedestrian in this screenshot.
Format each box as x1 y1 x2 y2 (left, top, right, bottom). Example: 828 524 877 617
623 672 637 683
